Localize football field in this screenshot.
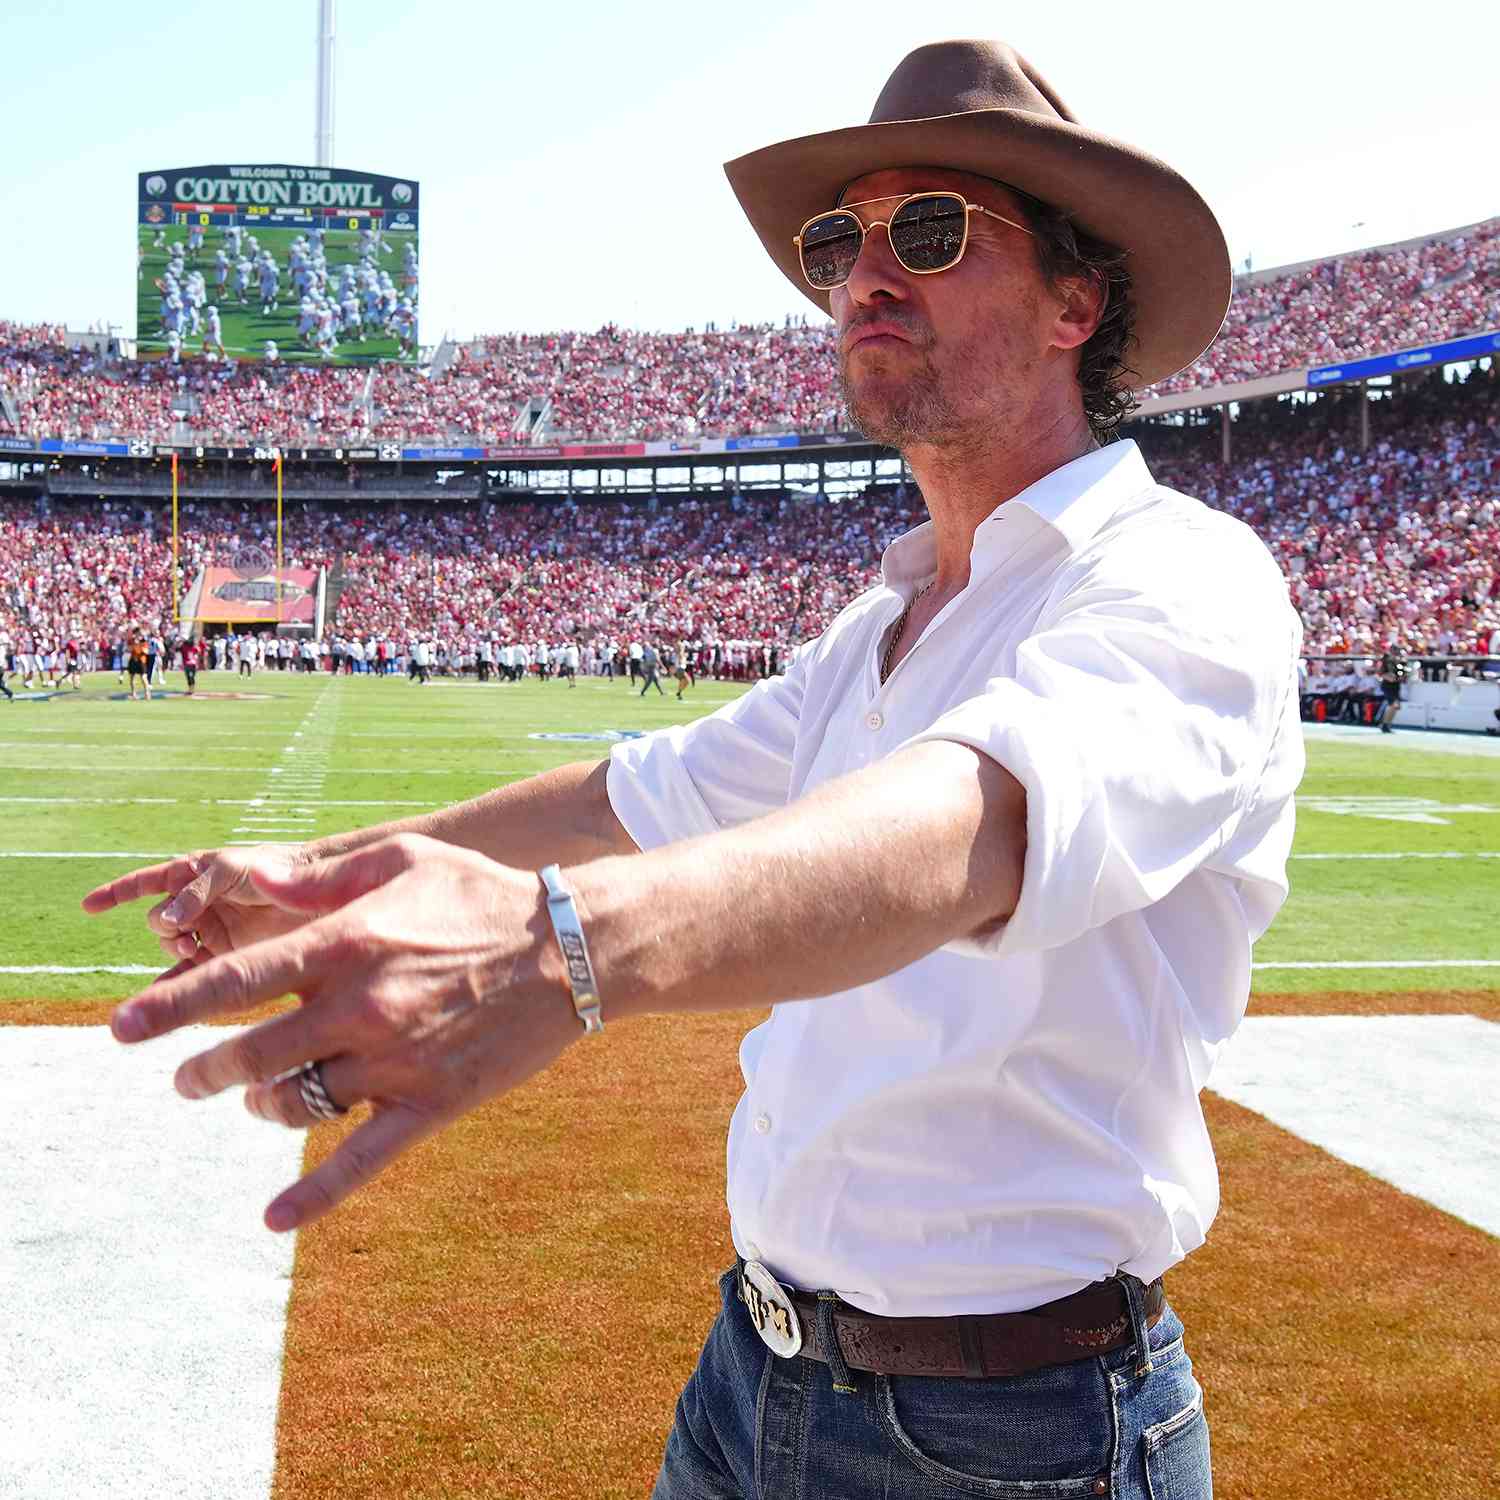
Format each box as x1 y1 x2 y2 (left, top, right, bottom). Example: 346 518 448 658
1 671 1496 1498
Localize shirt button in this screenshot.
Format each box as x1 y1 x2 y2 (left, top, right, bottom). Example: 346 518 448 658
753 1113 772 1135
865 711 883 730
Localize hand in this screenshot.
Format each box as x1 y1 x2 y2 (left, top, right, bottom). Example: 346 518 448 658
82 843 318 967
106 834 580 1233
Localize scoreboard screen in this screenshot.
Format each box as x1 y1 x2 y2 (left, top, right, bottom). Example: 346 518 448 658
137 163 420 366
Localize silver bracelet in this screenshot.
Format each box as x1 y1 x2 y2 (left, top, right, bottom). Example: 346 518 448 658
538 864 604 1035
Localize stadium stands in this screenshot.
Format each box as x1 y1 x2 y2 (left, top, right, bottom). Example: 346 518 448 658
3 367 1495 673
3 218 1495 445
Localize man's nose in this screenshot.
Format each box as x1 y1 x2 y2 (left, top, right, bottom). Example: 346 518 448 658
842 221 911 306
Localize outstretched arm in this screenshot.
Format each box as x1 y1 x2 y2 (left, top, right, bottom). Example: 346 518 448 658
105 739 1025 1233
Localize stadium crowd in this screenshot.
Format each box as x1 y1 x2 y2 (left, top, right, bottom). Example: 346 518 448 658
3 217 1495 446
1154 217 1500 393
3 370 1496 693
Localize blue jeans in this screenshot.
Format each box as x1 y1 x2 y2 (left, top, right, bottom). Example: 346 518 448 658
653 1268 1211 1499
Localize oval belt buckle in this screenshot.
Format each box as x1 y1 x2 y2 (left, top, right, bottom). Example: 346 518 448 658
740 1259 803 1358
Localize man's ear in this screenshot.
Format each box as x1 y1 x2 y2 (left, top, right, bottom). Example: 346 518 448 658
1051 270 1106 353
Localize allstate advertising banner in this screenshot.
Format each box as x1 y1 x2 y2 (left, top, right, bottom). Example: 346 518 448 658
1307 330 1500 387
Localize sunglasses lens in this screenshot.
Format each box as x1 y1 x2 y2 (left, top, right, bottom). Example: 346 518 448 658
890 194 968 272
800 212 862 290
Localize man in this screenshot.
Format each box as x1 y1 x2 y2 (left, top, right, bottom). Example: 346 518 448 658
179 636 200 697
638 641 664 696
1351 657 1382 726
125 630 150 701
1325 657 1356 722
85 42 1300 1500
1378 642 1408 733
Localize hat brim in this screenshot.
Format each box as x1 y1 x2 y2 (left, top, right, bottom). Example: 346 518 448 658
724 110 1230 391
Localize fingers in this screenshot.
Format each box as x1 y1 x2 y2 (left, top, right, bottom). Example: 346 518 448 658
112 921 335 1043
81 852 205 915
175 1007 347 1101
243 1051 362 1128
157 847 292 934
263 1105 435 1233
248 836 423 916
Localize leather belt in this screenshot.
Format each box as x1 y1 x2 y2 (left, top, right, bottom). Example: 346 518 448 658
735 1258 1164 1379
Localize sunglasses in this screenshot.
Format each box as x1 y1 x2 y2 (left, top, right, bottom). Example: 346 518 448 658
794 191 1036 292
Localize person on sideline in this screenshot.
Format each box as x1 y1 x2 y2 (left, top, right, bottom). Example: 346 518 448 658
84 41 1301 1500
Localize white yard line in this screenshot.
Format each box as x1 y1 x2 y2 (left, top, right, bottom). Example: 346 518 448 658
0 763 292 774
1289 851 1500 860
1252 958 1500 970
0 963 163 974
0 797 436 807
0 852 178 860
0 764 516 776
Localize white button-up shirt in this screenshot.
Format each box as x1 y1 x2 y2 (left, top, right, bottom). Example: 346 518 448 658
607 441 1304 1317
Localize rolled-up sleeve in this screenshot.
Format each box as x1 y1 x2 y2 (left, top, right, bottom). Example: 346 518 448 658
607 649 810 851
901 521 1300 957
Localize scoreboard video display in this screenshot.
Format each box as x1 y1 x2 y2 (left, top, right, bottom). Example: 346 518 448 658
137 163 420 366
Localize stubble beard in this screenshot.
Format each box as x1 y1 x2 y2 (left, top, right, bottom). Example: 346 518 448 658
839 346 967 451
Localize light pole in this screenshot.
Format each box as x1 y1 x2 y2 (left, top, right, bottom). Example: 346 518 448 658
315 0 336 167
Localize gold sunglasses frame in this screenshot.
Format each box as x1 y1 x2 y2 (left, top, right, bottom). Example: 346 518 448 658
793 191 1036 291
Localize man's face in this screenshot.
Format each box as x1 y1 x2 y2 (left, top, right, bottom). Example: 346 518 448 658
828 167 1084 451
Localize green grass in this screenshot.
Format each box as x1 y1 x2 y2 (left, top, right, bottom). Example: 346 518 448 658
136 224 416 365
3 674 1496 1001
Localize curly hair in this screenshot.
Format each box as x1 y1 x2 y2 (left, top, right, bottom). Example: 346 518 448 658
1007 187 1140 443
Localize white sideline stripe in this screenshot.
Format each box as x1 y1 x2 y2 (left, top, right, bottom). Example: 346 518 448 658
0 851 176 859
1252 959 1500 970
0 964 162 974
0 796 437 808
0 764 522 776
1208 1015 1500 1238
0 763 296 774
0 1027 298 1498
1290 851 1500 860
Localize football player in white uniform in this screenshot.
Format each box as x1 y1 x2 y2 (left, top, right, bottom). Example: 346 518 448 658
257 255 280 316
339 290 364 341
202 304 226 360
390 298 417 357
297 294 319 346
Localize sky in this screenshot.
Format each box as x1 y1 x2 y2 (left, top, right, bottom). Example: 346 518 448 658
1 0 1494 344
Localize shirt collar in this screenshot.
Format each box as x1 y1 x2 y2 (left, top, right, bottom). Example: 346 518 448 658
879 440 1156 589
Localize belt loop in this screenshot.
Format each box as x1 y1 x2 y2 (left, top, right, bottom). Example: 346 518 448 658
1118 1272 1154 1380
815 1293 857 1395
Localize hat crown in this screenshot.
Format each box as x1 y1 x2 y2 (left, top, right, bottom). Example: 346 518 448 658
870 40 1079 127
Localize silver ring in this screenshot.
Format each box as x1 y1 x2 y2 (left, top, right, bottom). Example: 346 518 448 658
297 1060 348 1122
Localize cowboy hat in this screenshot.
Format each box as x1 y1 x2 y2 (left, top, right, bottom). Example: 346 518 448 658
723 39 1231 390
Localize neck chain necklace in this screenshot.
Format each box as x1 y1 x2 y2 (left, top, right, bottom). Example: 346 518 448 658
880 582 933 685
